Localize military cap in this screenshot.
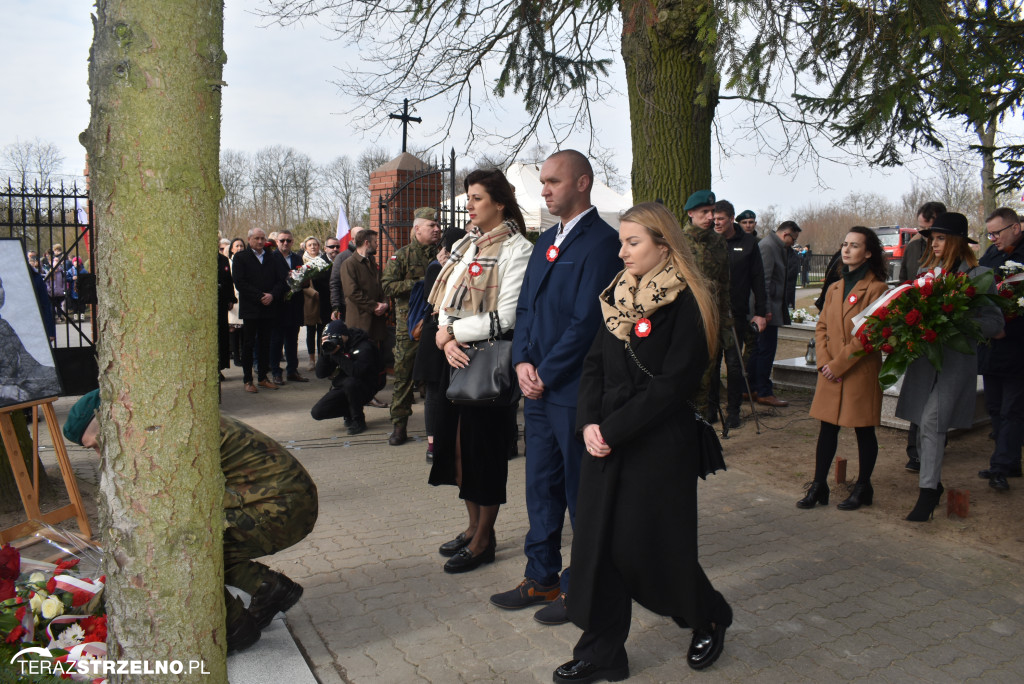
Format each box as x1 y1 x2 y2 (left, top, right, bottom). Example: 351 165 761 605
736 210 756 221
414 207 437 221
64 389 101 446
684 190 716 212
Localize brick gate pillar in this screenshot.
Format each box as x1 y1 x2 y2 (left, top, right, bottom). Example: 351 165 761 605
369 152 442 264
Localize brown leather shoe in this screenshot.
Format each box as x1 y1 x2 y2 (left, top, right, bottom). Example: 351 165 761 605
757 395 788 407
286 372 309 383
257 379 280 390
244 383 258 394
741 392 758 401
388 425 408 446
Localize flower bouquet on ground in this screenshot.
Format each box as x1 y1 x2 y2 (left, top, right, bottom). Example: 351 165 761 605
1 525 107 681
285 255 331 300
995 260 1024 319
789 307 817 324
850 267 1001 389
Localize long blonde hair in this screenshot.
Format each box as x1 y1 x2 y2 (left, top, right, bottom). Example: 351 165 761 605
620 202 719 355
921 234 978 272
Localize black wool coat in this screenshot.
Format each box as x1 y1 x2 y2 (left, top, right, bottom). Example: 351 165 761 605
232 248 288 320
569 290 716 630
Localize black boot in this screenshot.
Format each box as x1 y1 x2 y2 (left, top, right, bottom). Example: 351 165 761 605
796 481 829 509
837 482 873 511
248 573 304 630
905 485 943 522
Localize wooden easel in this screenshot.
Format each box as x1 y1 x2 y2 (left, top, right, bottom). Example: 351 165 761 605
0 397 93 544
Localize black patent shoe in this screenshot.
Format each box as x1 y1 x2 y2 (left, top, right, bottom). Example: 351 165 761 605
688 623 727 670
552 659 629 683
248 574 304 630
438 532 470 557
837 482 873 511
443 537 496 574
905 486 942 522
796 481 829 509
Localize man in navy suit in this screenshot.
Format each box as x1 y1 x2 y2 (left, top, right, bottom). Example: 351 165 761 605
232 227 288 393
490 150 622 625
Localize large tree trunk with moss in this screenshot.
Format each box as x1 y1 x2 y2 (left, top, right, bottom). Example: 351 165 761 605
976 117 998 218
82 1 227 680
621 0 718 217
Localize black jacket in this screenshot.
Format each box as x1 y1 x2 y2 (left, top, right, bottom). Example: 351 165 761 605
315 326 384 392
979 239 1024 376
726 228 766 319
329 243 358 315
232 248 288 320
277 252 305 327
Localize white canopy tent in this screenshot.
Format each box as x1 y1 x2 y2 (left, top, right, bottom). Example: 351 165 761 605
455 162 633 231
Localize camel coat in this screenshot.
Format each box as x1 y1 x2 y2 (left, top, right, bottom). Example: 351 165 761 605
809 271 889 427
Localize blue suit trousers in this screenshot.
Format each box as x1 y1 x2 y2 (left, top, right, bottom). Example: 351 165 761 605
524 399 584 592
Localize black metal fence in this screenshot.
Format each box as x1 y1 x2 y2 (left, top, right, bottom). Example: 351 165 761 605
1 180 98 395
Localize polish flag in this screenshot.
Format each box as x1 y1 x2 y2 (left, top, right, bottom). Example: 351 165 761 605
336 204 352 250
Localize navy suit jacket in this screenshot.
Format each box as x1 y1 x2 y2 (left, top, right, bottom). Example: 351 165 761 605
512 209 622 407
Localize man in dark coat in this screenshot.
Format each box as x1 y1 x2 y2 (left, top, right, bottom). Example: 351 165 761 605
329 234 358 321
749 220 801 407
311 320 384 435
711 200 766 427
978 207 1024 491
269 230 309 385
899 201 946 282
490 150 622 626
232 227 288 393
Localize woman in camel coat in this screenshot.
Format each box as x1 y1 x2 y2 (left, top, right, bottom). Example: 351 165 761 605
798 227 889 512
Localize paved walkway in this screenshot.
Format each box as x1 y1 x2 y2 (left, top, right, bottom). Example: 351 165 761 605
52 367 1024 682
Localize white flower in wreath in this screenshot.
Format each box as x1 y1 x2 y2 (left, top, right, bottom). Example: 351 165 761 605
29 571 46 585
1002 260 1024 272
29 592 45 612
50 623 85 650
1018 296 1024 308
41 595 65 619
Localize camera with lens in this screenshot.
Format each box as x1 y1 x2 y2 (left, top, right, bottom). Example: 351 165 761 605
321 336 344 355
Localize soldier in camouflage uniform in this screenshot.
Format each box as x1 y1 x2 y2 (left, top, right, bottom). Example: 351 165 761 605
64 392 319 653
681 190 734 421
381 206 440 445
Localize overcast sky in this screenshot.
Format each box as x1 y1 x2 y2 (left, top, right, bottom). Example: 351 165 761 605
2 1 1013 219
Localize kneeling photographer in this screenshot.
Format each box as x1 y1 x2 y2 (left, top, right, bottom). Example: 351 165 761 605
311 321 385 435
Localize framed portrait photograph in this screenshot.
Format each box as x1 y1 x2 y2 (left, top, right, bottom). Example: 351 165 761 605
0 238 62 408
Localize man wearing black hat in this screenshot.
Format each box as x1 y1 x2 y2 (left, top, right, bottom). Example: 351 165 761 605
978 207 1024 491
311 320 385 435
750 220 802 408
682 190 734 420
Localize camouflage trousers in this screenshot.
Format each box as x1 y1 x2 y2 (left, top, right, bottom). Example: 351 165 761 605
390 324 419 427
696 325 737 418
223 494 318 621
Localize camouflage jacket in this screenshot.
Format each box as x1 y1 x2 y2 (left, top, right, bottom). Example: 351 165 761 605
682 221 734 331
220 415 318 533
381 240 437 314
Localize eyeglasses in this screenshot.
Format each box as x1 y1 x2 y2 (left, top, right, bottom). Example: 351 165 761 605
278 238 293 243
987 222 1019 240
326 244 340 249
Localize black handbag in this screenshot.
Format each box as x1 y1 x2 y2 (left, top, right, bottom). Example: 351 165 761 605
625 340 726 480
446 312 521 406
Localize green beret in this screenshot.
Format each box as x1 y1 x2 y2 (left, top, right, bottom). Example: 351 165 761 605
683 190 716 212
63 389 101 446
736 210 756 221
414 207 437 221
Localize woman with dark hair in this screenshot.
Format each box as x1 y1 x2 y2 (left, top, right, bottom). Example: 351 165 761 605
227 238 247 366
553 202 731 682
797 227 889 511
896 212 1004 521
428 168 533 573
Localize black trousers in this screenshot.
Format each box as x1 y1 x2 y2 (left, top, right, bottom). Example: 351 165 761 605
242 317 274 384
709 322 755 414
310 378 372 423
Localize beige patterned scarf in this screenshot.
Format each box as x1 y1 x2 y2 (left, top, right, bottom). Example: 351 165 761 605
428 220 517 319
599 259 688 341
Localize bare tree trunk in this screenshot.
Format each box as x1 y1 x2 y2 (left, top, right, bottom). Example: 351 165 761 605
621 0 718 216
976 117 998 219
82 1 227 680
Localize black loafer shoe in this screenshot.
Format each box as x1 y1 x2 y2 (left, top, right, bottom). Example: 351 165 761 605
438 532 470 557
687 623 727 670
990 473 1010 491
442 542 495 574
552 659 629 683
247 574 304 630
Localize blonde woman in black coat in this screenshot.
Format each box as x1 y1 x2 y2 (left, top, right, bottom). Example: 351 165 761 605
553 203 731 683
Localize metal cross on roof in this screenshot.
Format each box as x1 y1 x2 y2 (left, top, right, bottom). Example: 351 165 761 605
389 99 422 153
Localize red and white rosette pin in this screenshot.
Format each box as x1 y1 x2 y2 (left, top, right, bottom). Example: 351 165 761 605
634 318 652 338
847 293 858 305
468 262 483 277
546 245 559 262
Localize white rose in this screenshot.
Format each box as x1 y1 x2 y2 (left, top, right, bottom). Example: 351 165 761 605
29 572 46 584
1018 296 1024 308
29 592 44 612
41 595 64 619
